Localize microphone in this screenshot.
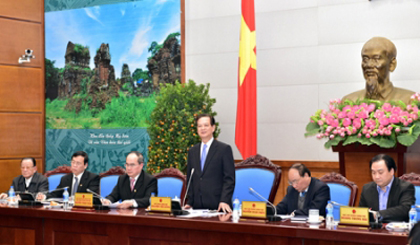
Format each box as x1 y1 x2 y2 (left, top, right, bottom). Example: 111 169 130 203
249 187 281 222
182 168 195 207
330 200 345 206
87 189 105 200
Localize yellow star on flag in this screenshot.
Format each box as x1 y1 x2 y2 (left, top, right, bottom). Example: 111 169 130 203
238 16 256 86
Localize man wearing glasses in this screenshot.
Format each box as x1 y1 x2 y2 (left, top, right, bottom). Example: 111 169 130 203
37 151 100 201
276 163 330 216
101 151 157 209
0 157 49 199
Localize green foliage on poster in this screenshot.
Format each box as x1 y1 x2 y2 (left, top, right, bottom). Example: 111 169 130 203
46 92 156 129
147 80 220 174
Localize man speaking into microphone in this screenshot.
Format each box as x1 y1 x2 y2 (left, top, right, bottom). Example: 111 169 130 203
184 114 235 213
37 151 100 203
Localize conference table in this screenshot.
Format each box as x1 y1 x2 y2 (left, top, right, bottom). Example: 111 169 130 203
0 204 408 245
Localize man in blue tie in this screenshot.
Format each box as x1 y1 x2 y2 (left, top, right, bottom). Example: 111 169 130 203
184 114 235 213
37 151 100 203
276 163 330 216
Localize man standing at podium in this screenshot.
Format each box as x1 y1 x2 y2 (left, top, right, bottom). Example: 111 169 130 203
359 154 415 222
0 158 49 199
276 163 330 216
184 114 235 213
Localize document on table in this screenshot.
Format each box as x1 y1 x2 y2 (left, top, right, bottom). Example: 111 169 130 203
177 209 224 218
291 215 308 223
103 202 120 209
279 215 293 220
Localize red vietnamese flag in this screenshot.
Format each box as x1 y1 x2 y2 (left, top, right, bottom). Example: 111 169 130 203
236 0 257 160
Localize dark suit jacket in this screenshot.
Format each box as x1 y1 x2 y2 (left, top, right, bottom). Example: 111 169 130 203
186 140 235 210
47 171 100 202
106 172 157 208
276 177 330 216
359 178 415 222
12 172 49 194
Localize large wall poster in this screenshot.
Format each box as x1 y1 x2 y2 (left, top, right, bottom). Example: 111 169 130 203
45 0 182 173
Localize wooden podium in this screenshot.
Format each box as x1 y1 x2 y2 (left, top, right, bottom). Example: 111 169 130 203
332 140 420 205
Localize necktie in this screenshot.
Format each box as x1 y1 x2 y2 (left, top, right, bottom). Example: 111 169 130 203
201 144 207 171
300 191 307 197
130 178 135 191
72 177 79 196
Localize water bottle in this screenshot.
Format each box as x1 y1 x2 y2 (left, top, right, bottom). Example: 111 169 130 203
232 197 240 223
8 186 17 207
63 188 69 210
409 205 417 230
325 201 334 229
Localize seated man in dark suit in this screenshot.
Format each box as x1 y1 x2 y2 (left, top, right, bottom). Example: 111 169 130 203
276 163 330 216
359 154 415 222
102 151 157 209
0 157 49 199
37 151 100 203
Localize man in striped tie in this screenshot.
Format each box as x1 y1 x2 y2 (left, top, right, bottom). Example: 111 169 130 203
102 151 157 209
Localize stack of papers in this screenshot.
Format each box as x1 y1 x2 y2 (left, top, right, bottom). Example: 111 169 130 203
177 209 224 218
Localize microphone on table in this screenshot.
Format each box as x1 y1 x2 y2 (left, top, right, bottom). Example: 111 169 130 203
87 189 105 200
249 187 281 222
330 201 345 206
182 168 195 207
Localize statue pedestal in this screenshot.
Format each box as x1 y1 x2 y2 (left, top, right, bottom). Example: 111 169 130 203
332 143 407 205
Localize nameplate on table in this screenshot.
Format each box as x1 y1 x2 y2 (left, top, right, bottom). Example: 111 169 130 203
74 193 93 208
241 201 266 219
339 206 369 226
150 196 172 212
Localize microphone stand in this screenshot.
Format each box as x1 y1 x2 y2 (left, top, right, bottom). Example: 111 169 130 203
249 187 281 222
182 168 195 207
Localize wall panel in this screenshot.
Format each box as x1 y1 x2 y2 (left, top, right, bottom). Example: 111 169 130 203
0 66 43 112
0 0 43 22
0 18 42 67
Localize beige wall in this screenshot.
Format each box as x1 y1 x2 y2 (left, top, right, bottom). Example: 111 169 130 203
185 0 420 162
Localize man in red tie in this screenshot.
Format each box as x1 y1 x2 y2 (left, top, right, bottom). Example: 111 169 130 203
102 151 157 209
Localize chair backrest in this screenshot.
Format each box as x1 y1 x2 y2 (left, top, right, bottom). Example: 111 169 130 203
99 166 126 197
155 167 186 200
320 172 358 207
399 172 420 205
47 174 66 191
232 154 281 203
44 166 72 191
320 172 358 221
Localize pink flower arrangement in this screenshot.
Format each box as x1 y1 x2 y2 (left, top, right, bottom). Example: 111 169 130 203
305 94 420 148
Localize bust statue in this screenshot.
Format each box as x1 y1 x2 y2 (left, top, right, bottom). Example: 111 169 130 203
342 37 415 104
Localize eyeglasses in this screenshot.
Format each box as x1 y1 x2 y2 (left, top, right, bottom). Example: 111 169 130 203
21 166 35 170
